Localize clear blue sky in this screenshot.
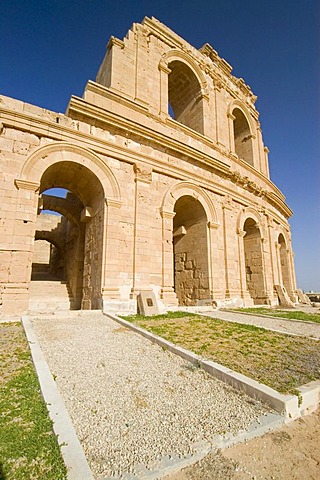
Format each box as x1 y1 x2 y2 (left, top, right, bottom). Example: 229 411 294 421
2 0 319 291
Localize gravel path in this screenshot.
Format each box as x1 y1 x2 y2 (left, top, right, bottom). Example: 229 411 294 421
198 310 320 339
31 313 270 479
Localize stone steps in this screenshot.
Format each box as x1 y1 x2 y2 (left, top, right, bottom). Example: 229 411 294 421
29 278 76 313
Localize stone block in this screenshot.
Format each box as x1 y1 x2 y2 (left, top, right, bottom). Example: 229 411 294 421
137 290 160 316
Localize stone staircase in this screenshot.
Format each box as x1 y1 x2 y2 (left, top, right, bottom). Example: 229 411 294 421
29 270 76 313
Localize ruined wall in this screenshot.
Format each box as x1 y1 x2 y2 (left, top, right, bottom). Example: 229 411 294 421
0 17 297 315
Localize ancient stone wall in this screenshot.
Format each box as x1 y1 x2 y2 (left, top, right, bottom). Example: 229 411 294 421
0 17 297 315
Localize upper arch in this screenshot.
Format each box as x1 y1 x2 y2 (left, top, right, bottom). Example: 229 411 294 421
228 99 256 134
237 206 266 238
161 181 219 226
19 142 121 200
161 49 209 97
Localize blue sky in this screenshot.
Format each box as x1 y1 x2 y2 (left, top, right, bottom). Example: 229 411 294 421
2 0 319 291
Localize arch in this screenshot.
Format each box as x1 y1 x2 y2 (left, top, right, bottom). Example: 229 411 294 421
161 49 209 97
227 100 256 134
19 142 121 201
236 207 268 304
160 50 208 135
162 181 219 226
236 206 266 238
41 194 82 226
161 182 218 306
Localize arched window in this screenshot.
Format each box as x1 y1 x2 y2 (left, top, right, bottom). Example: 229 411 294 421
233 108 254 166
168 60 204 134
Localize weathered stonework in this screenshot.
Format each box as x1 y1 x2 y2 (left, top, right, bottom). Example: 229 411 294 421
0 17 297 316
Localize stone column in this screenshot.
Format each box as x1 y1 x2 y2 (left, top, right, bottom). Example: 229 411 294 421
275 242 282 286
160 208 178 306
221 198 234 298
130 163 156 298
287 244 298 302
158 60 171 118
207 221 222 301
236 228 253 305
227 112 236 153
101 198 122 305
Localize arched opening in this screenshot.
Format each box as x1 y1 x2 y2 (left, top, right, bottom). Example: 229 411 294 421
31 160 105 310
278 234 291 294
243 218 266 304
173 196 209 305
168 60 204 134
233 108 254 166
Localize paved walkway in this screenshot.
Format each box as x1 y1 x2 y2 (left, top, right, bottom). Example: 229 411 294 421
197 309 320 340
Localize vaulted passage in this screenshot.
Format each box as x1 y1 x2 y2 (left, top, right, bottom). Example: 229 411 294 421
243 218 266 304
168 60 204 134
31 161 105 310
233 108 254 166
173 196 209 305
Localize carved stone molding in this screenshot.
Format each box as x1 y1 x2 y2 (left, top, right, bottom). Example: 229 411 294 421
160 208 176 219
107 36 125 51
105 198 122 209
14 179 40 192
134 163 153 184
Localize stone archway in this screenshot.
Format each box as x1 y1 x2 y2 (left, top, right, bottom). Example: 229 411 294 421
242 218 266 304
15 142 121 311
160 181 219 306
173 195 210 305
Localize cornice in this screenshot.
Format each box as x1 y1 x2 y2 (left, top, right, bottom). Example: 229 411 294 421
0 103 292 219
67 96 230 176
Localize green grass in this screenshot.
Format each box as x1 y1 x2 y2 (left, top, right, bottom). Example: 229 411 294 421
121 313 320 395
0 323 67 480
233 308 320 324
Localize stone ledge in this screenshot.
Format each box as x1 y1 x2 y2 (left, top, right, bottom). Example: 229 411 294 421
21 316 93 480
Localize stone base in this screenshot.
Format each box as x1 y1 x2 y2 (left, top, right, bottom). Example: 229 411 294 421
0 283 29 317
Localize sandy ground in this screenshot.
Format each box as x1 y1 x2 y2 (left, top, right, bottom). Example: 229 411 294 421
166 408 320 480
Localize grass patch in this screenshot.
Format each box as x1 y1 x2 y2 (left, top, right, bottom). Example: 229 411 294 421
0 322 67 480
121 313 320 395
233 308 320 324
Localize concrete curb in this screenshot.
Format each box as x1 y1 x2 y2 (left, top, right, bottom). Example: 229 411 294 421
21 316 94 480
106 313 320 420
223 308 320 328
199 311 320 340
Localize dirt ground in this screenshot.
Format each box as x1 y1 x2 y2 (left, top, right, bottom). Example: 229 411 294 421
166 408 320 480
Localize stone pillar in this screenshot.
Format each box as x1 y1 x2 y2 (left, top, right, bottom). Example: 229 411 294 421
236 228 253 305
227 112 236 153
221 198 234 298
275 242 282 286
130 163 157 298
160 208 178 306
1 179 39 316
263 147 270 178
101 198 122 305
207 221 222 301
158 60 171 118
288 243 298 302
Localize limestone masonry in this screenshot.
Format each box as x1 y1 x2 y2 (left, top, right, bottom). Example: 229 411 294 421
0 17 298 316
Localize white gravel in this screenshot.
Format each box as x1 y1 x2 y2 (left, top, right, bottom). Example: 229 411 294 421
31 313 270 479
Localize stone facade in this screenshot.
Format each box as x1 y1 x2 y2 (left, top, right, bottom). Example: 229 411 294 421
0 17 297 316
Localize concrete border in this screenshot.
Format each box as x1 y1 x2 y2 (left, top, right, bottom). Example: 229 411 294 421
224 308 320 328
22 316 93 480
106 313 320 420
